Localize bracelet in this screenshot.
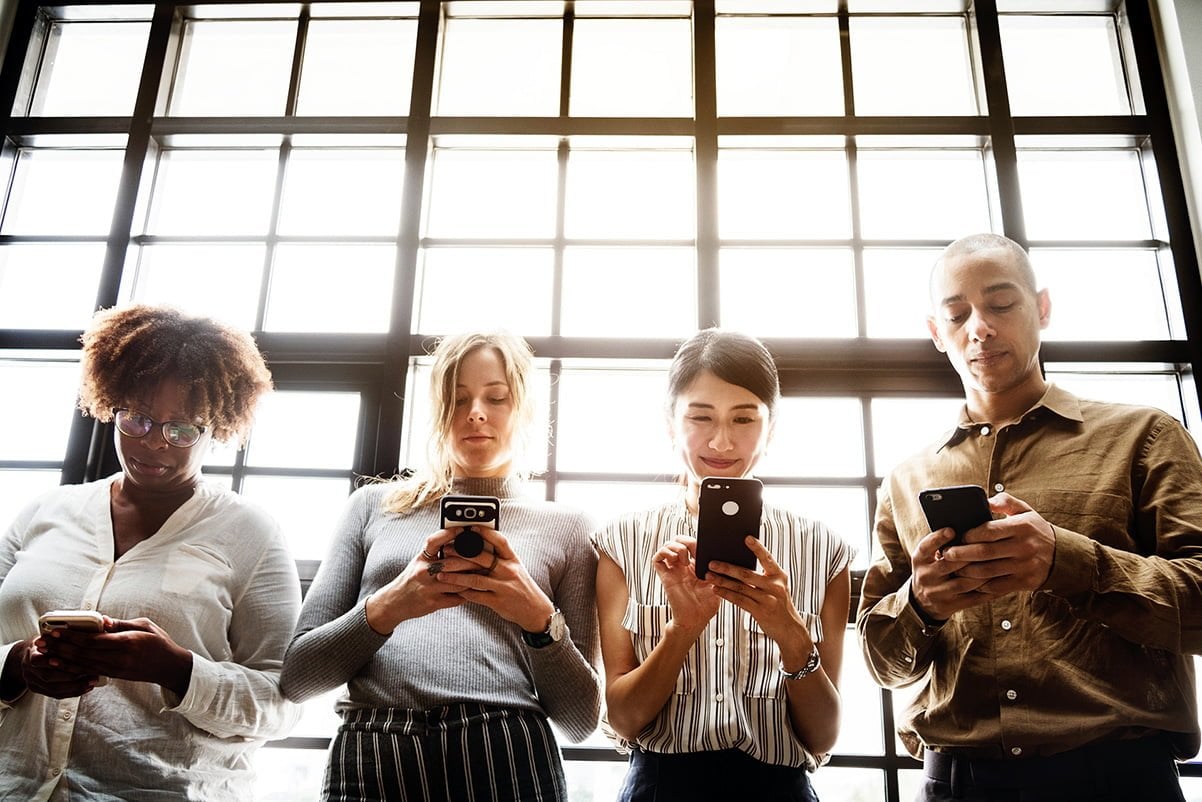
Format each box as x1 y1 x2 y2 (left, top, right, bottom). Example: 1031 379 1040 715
779 645 821 680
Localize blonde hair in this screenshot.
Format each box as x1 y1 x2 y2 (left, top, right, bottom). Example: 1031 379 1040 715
383 332 537 514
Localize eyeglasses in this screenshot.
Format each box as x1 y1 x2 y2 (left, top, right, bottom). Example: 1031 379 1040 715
112 409 208 449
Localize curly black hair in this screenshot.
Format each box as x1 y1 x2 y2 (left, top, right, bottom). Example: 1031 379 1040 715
77 304 273 445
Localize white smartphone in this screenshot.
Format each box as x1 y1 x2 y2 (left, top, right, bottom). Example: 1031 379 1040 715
39 609 105 633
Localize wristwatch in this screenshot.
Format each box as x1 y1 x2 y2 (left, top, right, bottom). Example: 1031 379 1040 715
779 645 821 680
521 608 566 649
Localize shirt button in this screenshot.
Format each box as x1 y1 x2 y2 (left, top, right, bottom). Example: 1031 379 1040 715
1006 689 1018 701
994 483 1004 492
61 711 72 721
82 602 93 610
51 768 61 776
980 426 991 436
1011 747 1023 756
903 655 914 663
1001 620 1012 631
715 693 724 702
715 638 725 647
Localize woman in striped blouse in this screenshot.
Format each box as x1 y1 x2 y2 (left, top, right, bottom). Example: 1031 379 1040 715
593 328 852 801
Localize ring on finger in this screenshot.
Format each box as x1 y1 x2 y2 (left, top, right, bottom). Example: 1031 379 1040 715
485 550 500 575
427 561 444 576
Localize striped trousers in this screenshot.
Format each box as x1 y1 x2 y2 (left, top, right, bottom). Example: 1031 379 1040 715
322 704 568 802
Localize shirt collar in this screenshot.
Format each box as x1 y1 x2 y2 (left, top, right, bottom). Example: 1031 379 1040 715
938 383 1084 451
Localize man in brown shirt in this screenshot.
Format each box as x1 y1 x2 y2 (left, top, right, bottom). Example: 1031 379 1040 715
857 232 1202 801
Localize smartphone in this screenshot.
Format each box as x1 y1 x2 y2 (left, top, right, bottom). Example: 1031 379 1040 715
39 609 105 634
440 495 500 562
918 485 992 547
694 477 763 579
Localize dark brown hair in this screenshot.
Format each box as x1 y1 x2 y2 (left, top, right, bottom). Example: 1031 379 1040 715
666 328 780 418
77 304 273 445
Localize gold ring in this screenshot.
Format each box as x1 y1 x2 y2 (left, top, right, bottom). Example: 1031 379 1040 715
421 549 437 561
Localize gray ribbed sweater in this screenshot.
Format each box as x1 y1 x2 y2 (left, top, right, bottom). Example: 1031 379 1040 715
279 476 601 742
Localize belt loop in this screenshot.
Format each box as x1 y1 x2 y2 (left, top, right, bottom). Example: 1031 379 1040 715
950 755 967 800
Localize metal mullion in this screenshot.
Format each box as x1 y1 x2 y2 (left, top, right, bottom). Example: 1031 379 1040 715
0 1 43 121
839 4 871 341
372 0 439 479
1123 0 1202 413
693 0 718 328
973 0 1025 244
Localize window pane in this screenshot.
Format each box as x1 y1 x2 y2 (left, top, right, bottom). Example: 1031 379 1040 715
2 149 124 235
570 18 693 117
555 367 673 474
857 149 991 239
563 759 629 801
554 480 678 527
435 19 561 116
415 248 553 336
1000 15 1130 116
296 18 417 115
27 21 150 116
827 629 885 755
718 149 851 238
811 766 886 801
765 486 870 570
278 147 405 236
719 248 856 337
565 149 696 239
863 248 943 339
561 247 696 337
424 148 558 238
254 746 326 802
716 16 843 116
0 470 62 535
168 20 297 116
1044 367 1185 421
245 391 361 469
871 397 964 477
123 244 266 330
240 474 353 560
0 360 80 461
1017 149 1152 241
265 244 395 333
758 397 864 477
850 16 978 116
0 244 105 329
143 149 280 235
1033 248 1171 342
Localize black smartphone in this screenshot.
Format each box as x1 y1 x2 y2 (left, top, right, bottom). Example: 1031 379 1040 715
440 495 499 562
694 476 763 579
918 485 992 547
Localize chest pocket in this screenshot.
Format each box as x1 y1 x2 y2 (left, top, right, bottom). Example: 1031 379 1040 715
742 611 823 698
624 601 695 695
162 542 230 595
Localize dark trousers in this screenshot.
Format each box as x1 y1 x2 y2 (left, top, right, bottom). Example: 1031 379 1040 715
918 737 1186 802
618 747 819 802
322 704 566 802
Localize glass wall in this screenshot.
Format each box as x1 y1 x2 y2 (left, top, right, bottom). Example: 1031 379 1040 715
1 1 1199 799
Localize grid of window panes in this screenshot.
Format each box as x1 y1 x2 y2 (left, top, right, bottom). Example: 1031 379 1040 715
1 1 1200 800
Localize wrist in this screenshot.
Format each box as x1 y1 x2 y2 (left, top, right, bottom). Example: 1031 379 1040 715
0 641 29 702
908 583 946 630
519 599 556 635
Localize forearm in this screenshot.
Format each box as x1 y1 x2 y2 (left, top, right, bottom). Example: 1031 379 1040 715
605 621 700 740
171 655 301 740
528 637 601 742
857 577 943 688
784 669 841 756
281 601 388 702
1044 525 1202 653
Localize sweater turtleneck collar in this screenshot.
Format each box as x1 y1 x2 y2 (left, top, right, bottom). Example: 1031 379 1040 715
449 475 522 500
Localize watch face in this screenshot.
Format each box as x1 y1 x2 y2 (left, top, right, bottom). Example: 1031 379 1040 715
549 610 566 642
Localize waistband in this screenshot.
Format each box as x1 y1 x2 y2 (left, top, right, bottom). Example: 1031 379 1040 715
924 736 1176 794
339 703 548 737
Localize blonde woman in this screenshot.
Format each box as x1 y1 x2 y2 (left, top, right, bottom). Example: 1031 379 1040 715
281 332 600 802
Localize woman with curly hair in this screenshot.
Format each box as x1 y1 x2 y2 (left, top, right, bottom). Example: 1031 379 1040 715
0 304 301 800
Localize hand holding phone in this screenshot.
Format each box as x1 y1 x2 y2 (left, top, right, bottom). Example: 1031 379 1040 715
918 485 992 547
39 609 105 634
694 477 763 579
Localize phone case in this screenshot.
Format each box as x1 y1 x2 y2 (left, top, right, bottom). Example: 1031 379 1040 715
918 485 992 546
694 476 763 579
39 609 104 633
440 495 500 560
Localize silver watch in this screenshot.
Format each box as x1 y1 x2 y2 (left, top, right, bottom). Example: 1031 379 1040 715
521 608 566 649
779 645 821 680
